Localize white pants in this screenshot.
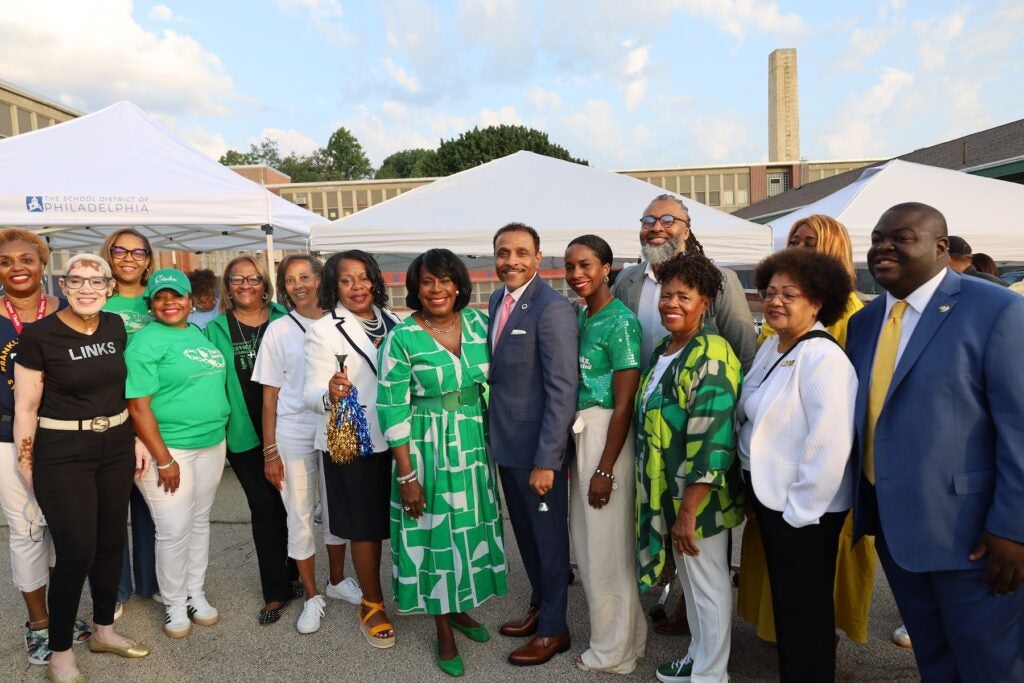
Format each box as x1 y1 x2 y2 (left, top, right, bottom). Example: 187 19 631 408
0 441 54 591
276 417 345 560
674 533 733 683
136 440 225 609
569 406 647 673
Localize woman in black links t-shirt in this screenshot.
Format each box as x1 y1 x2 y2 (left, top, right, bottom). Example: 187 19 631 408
14 254 150 683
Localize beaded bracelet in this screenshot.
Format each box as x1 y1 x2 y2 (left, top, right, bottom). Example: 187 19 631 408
156 458 176 471
594 468 615 480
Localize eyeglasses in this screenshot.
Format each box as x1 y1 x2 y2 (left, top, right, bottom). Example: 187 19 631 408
758 288 803 304
63 276 112 290
110 246 149 260
641 214 689 229
227 274 263 286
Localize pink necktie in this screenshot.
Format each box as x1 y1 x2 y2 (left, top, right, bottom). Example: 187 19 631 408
493 293 515 350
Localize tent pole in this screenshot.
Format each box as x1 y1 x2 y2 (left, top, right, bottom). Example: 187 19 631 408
44 235 53 295
262 225 275 293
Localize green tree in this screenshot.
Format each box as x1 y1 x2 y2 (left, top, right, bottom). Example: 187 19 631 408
218 137 282 167
375 148 442 179
433 125 587 175
321 127 374 180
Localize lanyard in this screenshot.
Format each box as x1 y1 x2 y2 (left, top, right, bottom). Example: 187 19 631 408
3 295 48 336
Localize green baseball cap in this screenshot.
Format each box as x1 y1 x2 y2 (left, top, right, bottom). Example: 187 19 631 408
145 268 192 299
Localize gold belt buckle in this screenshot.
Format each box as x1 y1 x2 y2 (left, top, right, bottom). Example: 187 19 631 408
91 416 111 433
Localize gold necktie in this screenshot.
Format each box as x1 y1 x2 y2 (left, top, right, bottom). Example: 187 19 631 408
864 300 908 485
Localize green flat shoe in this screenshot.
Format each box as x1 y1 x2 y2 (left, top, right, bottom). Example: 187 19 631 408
435 641 464 677
450 620 490 643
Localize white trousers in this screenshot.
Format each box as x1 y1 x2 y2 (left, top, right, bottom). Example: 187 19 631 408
276 416 345 560
0 442 54 591
569 406 647 674
136 440 225 609
674 532 733 683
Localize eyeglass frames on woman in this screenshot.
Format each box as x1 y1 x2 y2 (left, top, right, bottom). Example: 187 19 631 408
110 246 150 260
63 276 113 290
227 274 263 286
758 288 803 305
640 214 689 229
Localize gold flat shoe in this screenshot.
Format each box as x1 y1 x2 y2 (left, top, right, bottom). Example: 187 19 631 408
88 638 150 658
47 667 88 683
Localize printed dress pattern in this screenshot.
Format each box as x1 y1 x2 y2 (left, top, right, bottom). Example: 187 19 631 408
634 330 746 592
377 306 507 615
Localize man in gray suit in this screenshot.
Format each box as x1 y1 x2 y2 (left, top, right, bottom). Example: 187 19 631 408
487 223 579 666
612 194 756 371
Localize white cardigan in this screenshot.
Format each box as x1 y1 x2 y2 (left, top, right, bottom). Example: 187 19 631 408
737 322 858 528
302 305 400 453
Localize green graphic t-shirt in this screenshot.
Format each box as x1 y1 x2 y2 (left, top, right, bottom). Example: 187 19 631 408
577 298 642 410
125 322 229 449
104 293 153 337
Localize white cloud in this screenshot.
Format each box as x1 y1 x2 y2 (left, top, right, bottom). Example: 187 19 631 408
0 0 241 117
257 128 320 157
688 116 751 163
148 4 178 22
180 126 229 160
526 86 562 112
914 7 969 70
275 0 352 44
822 66 915 157
479 106 522 127
382 58 422 94
674 0 809 41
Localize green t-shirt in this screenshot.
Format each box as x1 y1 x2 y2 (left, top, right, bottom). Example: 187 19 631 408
104 293 153 337
577 298 641 410
125 322 230 449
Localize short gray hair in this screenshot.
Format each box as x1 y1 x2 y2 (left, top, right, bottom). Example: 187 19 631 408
64 253 112 278
650 193 690 217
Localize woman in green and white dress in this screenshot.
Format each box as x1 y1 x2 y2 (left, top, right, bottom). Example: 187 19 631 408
377 248 507 678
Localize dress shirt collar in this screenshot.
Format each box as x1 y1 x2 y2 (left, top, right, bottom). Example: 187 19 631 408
503 272 538 303
883 267 947 317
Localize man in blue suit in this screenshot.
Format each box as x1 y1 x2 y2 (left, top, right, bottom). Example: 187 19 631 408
847 202 1024 682
488 223 579 666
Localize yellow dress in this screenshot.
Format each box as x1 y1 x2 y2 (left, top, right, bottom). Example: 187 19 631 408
739 292 875 643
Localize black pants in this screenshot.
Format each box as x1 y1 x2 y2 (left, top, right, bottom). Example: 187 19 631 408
227 446 297 604
752 488 846 683
34 423 134 652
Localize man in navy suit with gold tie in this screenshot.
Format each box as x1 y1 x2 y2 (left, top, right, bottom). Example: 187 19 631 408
487 223 578 666
847 203 1024 682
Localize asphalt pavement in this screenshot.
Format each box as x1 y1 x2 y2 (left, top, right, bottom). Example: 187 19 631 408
0 467 920 681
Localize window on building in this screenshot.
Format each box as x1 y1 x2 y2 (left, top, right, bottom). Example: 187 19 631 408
16 107 31 134
0 104 12 138
694 192 706 204
767 170 790 197
294 193 308 205
327 208 339 220
708 191 720 206
37 116 53 128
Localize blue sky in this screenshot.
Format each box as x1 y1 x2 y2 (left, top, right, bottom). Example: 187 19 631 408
3 0 1022 171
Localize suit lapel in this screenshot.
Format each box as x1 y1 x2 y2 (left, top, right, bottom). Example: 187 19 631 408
495 277 541 350
334 305 386 376
851 298 885 445
887 272 960 401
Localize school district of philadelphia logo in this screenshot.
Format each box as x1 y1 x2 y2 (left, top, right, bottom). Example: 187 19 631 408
184 348 225 369
26 196 44 212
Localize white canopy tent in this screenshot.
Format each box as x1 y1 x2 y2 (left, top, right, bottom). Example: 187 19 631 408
0 101 325 265
310 151 771 266
767 159 1024 261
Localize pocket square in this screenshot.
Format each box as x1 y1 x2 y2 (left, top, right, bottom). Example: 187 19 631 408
510 329 527 335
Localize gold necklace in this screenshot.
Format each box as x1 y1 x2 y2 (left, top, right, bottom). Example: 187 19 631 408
421 313 458 334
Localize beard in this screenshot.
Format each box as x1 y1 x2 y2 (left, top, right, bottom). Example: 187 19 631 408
641 238 681 265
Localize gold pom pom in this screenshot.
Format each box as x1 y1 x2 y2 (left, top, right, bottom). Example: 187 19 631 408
326 402 358 465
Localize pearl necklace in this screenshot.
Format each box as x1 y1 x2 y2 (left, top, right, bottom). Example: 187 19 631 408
357 307 385 335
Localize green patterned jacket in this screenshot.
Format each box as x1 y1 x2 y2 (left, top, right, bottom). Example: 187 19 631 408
635 329 745 592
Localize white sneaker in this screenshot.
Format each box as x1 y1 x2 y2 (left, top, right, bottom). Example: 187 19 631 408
296 595 326 634
187 593 220 626
151 592 165 605
891 624 912 648
164 605 191 639
324 577 362 605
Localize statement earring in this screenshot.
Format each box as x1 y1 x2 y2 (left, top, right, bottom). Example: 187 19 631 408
603 276 610 283
262 291 269 301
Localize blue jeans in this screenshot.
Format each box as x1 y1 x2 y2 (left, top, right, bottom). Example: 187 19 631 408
116 486 159 602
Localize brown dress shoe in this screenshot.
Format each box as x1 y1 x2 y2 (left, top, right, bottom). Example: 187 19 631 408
499 607 539 637
507 632 571 666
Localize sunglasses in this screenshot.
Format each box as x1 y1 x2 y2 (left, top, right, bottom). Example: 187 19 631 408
227 274 263 286
640 214 689 229
110 246 149 260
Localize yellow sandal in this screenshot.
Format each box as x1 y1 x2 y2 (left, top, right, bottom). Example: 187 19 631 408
358 598 395 649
